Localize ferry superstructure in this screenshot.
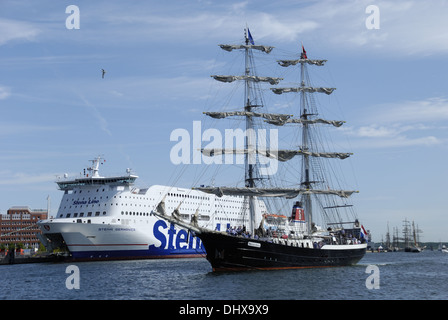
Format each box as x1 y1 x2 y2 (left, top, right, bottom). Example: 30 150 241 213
38 157 267 261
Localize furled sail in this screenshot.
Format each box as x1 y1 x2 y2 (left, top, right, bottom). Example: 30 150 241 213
204 111 344 128
271 87 336 95
200 148 294 162
204 111 292 122
294 150 352 159
212 75 283 85
265 117 345 127
277 59 327 67
219 44 274 54
201 148 352 161
194 186 358 198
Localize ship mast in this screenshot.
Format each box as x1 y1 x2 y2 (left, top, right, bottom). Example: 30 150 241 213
244 28 256 234
244 28 255 189
299 50 313 233
87 156 103 178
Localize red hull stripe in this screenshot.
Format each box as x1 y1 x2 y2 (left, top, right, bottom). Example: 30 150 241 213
67 243 148 247
213 265 336 272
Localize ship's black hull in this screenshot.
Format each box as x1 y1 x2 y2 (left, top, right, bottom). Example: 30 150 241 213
198 231 367 271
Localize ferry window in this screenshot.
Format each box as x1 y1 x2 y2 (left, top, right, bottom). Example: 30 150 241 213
103 211 106 215
74 213 78 217
87 212 92 217
95 212 100 216
121 211 124 215
66 214 71 218
80 212 84 217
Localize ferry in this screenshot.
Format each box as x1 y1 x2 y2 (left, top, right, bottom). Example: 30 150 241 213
37 157 266 261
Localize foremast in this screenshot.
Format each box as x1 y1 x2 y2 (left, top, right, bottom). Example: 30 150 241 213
201 28 282 233
244 29 256 234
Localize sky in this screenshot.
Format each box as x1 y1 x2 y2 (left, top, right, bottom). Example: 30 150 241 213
1 0 448 242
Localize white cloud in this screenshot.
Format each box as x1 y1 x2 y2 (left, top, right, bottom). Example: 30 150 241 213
4 0 445 57
0 123 63 137
125 1 448 56
0 18 40 45
294 0 448 56
384 97 448 123
0 171 55 185
76 94 112 136
342 96 448 148
356 125 402 138
343 124 443 148
0 86 11 100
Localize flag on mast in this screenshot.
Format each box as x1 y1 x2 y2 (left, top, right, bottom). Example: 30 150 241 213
247 28 255 45
301 44 307 59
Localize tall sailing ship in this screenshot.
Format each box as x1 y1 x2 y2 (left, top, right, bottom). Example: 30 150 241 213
153 29 368 271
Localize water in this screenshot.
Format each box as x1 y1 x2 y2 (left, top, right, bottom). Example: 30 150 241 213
2 251 448 300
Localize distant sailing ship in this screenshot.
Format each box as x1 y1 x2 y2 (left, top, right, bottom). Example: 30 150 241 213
403 219 423 252
153 29 367 271
438 243 448 253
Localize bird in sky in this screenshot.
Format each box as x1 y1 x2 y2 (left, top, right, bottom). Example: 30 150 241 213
101 68 106 79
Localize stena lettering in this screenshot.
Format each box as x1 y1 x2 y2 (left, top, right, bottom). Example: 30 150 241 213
150 220 202 251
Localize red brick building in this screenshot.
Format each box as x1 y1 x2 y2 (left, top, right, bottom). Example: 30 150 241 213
0 206 48 250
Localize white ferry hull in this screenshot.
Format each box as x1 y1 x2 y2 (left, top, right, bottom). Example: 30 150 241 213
38 216 205 261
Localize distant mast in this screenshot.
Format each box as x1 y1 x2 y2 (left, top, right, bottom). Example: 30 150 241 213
86 156 104 178
47 195 51 219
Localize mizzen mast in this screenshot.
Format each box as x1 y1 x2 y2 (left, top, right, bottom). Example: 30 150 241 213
271 45 353 232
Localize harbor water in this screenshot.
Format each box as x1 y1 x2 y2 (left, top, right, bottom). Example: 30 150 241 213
2 250 447 301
